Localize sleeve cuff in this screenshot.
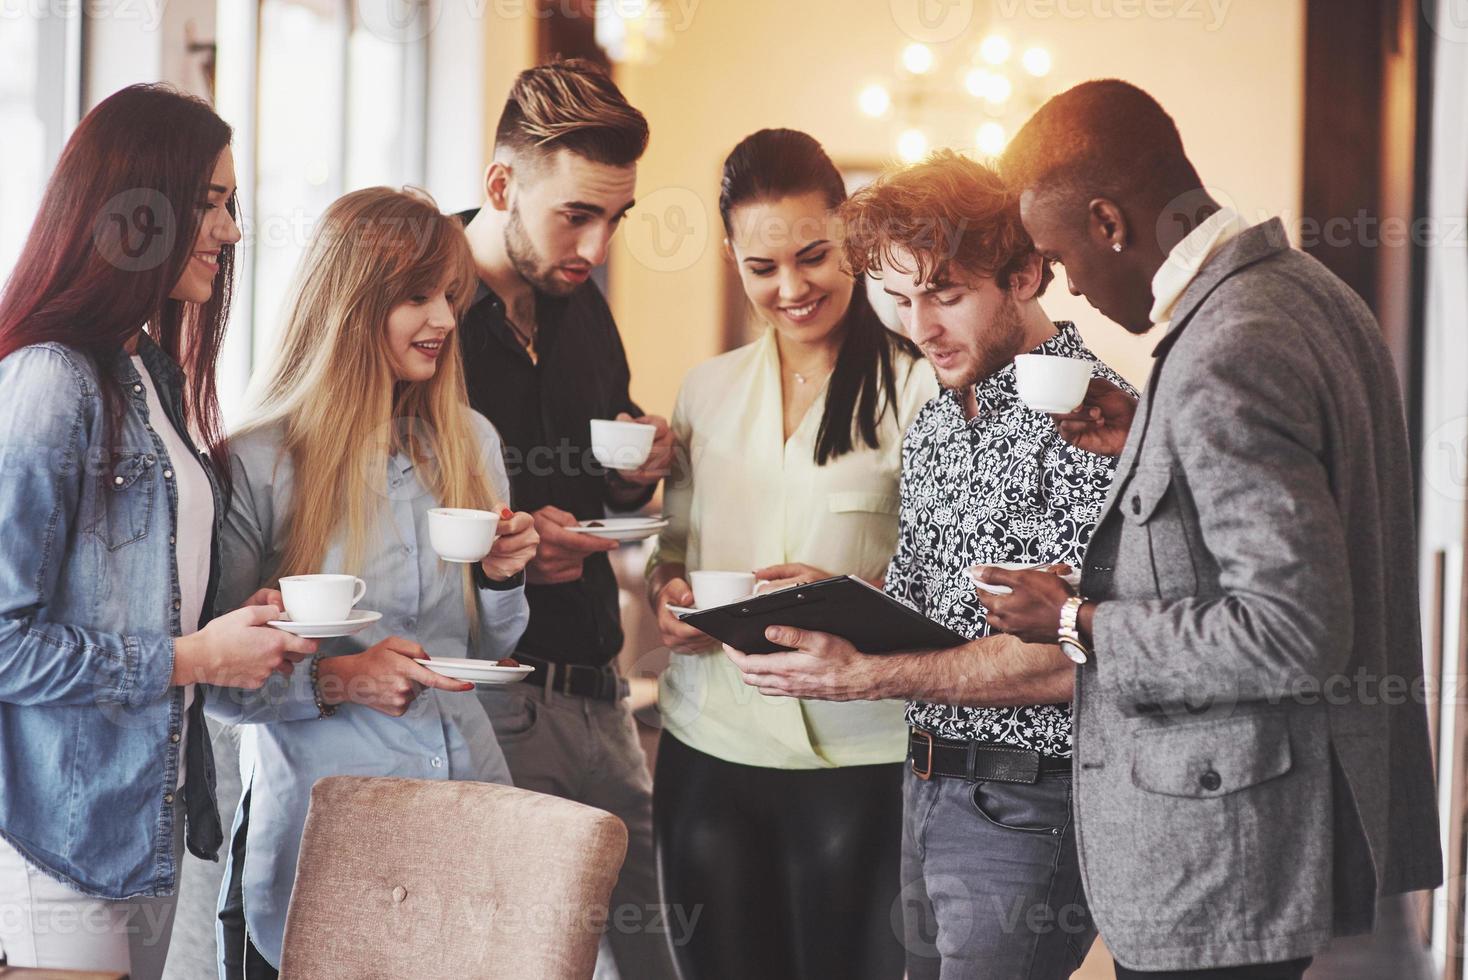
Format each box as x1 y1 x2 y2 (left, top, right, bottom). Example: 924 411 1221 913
474 566 525 592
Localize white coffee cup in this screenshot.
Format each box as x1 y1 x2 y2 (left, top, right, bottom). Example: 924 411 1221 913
689 570 757 610
280 574 367 623
590 419 656 471
1013 354 1093 414
428 508 500 563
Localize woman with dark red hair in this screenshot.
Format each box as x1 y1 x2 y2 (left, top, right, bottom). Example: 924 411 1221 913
0 84 318 978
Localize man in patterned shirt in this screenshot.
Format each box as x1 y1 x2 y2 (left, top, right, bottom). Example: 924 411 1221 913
726 150 1133 979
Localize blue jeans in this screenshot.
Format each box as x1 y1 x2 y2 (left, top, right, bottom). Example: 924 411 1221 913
901 768 1096 979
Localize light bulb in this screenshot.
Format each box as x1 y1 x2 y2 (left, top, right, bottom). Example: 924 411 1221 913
897 128 929 164
976 122 1007 156
858 83 891 118
964 67 990 99
902 42 936 75
1022 47 1052 77
979 35 1011 65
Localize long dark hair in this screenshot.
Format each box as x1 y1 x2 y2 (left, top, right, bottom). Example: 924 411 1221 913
0 83 236 482
719 128 919 465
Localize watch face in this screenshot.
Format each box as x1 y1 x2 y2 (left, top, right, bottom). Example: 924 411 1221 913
1060 639 1088 665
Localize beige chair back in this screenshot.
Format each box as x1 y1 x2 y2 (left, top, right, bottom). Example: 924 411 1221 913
278 776 628 979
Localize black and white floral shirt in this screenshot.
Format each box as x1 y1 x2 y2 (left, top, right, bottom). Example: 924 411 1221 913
885 322 1134 756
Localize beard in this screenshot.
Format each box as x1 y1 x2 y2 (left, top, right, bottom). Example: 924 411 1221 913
938 292 1028 391
504 204 577 297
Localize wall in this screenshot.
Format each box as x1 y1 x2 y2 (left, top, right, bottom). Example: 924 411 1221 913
599 0 1306 417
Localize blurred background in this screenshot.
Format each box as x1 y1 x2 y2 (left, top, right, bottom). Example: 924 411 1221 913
3 0 1467 976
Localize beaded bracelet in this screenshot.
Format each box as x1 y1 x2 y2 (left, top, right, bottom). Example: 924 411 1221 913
309 654 337 718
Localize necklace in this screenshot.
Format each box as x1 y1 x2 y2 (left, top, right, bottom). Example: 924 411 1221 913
505 314 537 362
787 363 834 386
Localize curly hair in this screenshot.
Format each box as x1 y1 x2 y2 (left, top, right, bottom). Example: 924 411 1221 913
838 149 1051 294
493 58 649 168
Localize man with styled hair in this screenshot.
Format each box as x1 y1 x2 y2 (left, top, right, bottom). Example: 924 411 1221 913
980 79 1442 978
458 59 678 979
726 149 1132 978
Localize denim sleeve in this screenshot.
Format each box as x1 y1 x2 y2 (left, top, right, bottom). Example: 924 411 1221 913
0 347 174 708
470 416 530 657
202 442 319 724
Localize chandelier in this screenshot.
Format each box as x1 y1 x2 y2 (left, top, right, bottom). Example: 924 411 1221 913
857 34 1055 163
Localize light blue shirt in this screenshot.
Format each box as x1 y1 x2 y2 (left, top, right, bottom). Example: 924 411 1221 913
207 413 527 967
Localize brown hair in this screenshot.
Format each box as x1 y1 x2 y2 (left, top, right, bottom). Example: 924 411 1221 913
0 83 235 482
1000 79 1201 210
493 58 648 169
839 149 1050 293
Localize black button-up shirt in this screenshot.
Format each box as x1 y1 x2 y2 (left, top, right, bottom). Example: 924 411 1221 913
457 215 651 667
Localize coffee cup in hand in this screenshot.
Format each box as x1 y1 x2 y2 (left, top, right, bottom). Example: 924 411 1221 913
590 419 656 471
428 508 500 563
689 570 757 610
1013 354 1093 414
280 574 367 623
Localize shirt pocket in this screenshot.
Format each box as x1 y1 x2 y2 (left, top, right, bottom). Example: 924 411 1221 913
91 451 157 551
1117 466 1196 599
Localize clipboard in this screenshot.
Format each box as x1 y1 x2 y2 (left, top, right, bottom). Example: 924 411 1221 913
676 575 969 655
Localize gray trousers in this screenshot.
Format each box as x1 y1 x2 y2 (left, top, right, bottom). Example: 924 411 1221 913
901 768 1096 980
478 682 678 980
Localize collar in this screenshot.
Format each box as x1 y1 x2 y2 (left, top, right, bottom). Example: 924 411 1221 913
1149 207 1250 328
955 321 1085 417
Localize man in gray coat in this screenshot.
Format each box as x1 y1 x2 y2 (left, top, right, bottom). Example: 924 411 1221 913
979 80 1443 977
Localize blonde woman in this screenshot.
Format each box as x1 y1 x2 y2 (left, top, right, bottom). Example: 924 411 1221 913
206 187 539 977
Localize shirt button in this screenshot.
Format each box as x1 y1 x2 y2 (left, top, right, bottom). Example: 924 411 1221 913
170 732 181 743
404 618 417 630
163 792 175 805
132 383 143 393
1131 495 1141 515
173 600 181 610
163 469 174 480
114 475 125 486
169 535 177 545
430 756 443 768
1199 770 1222 792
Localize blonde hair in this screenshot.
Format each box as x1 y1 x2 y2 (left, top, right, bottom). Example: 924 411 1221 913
239 187 496 617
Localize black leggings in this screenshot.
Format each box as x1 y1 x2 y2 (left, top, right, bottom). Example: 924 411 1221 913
653 731 905 980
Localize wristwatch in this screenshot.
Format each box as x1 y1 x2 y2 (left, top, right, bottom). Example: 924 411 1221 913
1058 595 1090 664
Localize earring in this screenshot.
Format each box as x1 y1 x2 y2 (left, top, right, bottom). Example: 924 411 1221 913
1112 243 1125 254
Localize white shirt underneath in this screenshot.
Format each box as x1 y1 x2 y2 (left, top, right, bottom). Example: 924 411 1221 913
133 357 214 788
1149 206 1250 328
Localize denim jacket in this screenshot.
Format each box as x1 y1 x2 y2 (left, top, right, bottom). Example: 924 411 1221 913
0 337 224 899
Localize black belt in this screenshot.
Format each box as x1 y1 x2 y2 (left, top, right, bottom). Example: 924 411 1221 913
908 729 1071 784
518 654 628 703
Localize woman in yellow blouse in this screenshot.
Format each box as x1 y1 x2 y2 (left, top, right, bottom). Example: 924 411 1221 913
645 129 938 980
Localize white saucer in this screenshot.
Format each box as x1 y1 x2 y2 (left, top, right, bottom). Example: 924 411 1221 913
565 518 669 542
418 657 535 686
268 609 382 638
